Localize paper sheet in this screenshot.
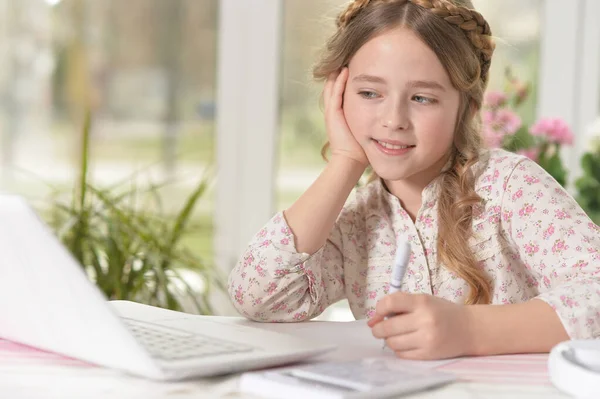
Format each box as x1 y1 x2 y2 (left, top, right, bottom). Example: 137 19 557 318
230 318 455 368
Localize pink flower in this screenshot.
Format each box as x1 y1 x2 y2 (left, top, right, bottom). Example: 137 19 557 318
543 224 555 240
266 282 278 295
524 174 540 184
517 148 539 161
482 108 522 147
351 281 363 297
234 285 244 305
270 301 286 312
542 275 551 288
293 311 308 321
422 216 433 228
243 253 255 268
518 203 536 217
511 188 523 201
574 260 589 270
523 242 539 256
552 239 569 254
484 91 508 109
529 118 574 145
482 126 502 147
513 81 530 104
560 295 579 308
274 269 288 277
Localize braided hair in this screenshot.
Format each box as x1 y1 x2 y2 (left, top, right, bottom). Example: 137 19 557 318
336 0 495 84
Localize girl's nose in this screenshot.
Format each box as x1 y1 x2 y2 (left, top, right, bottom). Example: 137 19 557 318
381 118 409 130
380 100 409 130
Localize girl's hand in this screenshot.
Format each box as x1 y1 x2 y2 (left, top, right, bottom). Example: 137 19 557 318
323 68 369 167
368 293 475 360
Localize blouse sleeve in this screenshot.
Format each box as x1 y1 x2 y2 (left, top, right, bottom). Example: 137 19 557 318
227 211 346 322
500 157 600 339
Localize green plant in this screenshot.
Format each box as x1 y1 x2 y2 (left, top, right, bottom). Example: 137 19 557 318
575 144 600 225
45 112 222 314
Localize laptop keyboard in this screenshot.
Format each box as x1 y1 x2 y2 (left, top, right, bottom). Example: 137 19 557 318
122 318 255 361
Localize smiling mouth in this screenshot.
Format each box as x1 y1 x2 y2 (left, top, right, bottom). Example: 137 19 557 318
373 139 416 150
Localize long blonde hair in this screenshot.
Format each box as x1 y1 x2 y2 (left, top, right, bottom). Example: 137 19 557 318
313 0 496 304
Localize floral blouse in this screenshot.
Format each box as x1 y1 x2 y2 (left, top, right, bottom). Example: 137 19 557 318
227 149 600 339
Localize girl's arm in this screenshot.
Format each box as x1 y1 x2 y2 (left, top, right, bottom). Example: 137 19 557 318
498 157 600 342
227 158 363 323
286 67 369 254
284 155 365 254
467 299 569 355
227 206 348 322
228 69 369 322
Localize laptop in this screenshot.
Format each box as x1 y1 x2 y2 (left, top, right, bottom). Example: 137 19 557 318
0 194 334 380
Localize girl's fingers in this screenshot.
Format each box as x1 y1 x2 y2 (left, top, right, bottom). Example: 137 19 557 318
385 331 421 353
394 348 430 361
375 292 423 319
369 293 420 327
367 314 383 327
323 72 336 110
371 313 419 339
331 67 349 110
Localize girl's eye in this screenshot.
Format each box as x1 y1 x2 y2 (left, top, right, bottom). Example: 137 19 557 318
358 91 379 99
413 95 436 104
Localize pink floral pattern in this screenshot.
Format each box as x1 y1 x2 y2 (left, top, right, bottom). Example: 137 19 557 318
228 149 600 339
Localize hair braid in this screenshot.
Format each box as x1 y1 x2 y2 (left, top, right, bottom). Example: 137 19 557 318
409 0 494 82
338 0 495 83
336 0 375 28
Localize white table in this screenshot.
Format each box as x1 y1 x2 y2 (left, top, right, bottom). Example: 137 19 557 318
0 315 570 399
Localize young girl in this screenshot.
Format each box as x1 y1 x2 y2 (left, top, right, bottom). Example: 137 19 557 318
228 0 600 360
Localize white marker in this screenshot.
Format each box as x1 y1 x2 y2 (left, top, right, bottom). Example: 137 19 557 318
382 235 411 350
389 236 411 295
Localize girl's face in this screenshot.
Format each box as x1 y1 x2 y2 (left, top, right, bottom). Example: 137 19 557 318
344 27 461 187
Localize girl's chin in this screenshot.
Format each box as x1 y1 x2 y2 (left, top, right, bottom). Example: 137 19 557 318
368 166 412 182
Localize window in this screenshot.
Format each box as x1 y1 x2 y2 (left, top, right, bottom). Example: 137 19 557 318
0 0 217 263
277 0 347 212
472 0 543 125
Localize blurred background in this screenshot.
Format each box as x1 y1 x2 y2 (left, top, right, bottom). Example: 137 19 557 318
0 0 598 319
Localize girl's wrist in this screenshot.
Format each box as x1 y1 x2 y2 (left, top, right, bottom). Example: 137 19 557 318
328 153 369 178
463 305 487 356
